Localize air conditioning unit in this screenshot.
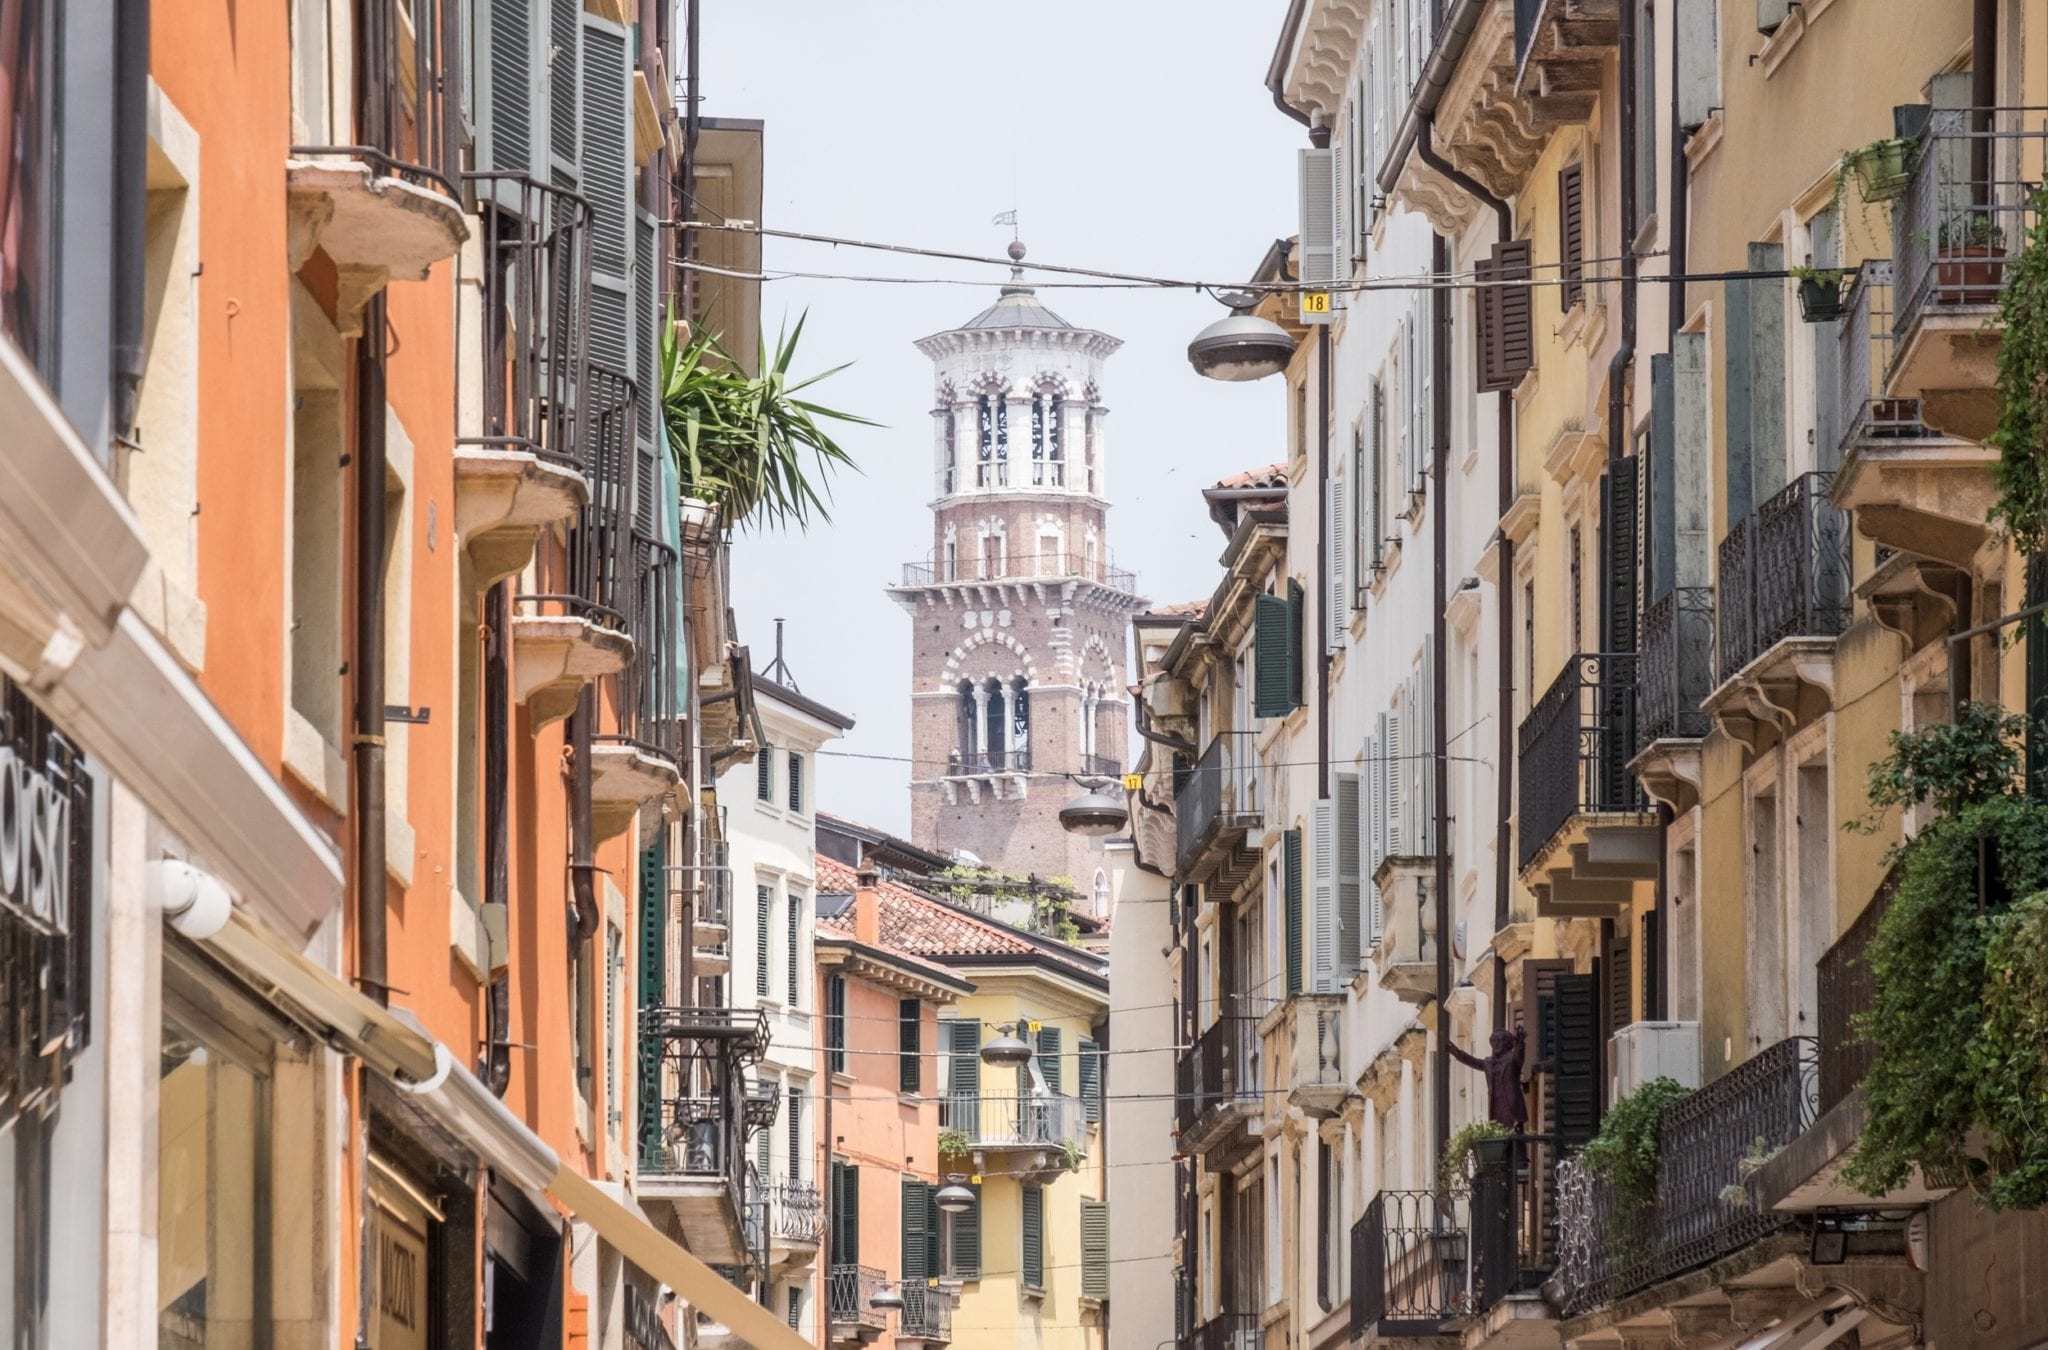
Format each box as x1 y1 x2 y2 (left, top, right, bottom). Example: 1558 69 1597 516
1610 1020 1701 1100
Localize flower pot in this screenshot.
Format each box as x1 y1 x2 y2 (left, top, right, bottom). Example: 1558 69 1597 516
1849 140 1911 202
1471 1136 1513 1167
1935 245 2006 305
1797 276 1845 323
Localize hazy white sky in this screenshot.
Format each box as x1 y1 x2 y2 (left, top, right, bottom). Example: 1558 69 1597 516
703 1 1303 833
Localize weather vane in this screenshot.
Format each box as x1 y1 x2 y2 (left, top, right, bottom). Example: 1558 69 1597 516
991 209 1020 243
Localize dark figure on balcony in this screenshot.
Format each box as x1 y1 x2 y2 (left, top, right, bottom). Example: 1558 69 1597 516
1446 1027 1527 1128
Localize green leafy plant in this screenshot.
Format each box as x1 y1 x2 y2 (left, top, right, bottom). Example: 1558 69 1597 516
938 1128 970 1159
1579 1076 1692 1206
1440 1120 1510 1189
1856 700 2031 828
1973 891 2048 1208
1057 1137 1084 1172
1991 189 2048 553
659 312 873 532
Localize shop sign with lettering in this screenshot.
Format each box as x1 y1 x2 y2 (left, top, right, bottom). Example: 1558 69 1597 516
0 675 91 1129
370 1166 432 1350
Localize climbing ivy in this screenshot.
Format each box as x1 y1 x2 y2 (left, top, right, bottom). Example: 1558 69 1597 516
1990 189 2048 554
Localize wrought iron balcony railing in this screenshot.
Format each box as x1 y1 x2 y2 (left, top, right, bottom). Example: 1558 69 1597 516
1188 1311 1259 1350
1637 587 1715 745
1516 653 1645 871
828 1264 886 1330
1350 1189 1472 1337
1175 731 1264 880
600 532 683 764
1894 108 2048 338
899 551 1139 593
522 363 636 632
898 1284 954 1342
1080 752 1122 777
947 747 1032 775
1817 863 1898 1116
1716 472 1850 678
1836 261 1927 453
698 838 732 928
1173 1014 1262 1139
770 1179 822 1243
1467 1135 1560 1311
292 0 458 197
640 1097 733 1176
1552 1037 1818 1316
938 1092 1088 1154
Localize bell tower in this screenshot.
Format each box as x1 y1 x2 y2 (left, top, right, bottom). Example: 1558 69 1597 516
888 243 1146 883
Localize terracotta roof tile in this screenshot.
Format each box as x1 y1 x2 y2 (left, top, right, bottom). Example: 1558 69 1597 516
813 855 1103 977
1146 598 1208 620
1211 463 1287 491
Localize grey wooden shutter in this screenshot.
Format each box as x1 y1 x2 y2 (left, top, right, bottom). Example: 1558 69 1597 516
1550 973 1601 1148
1385 704 1404 855
1370 378 1386 567
1364 729 1385 944
548 0 580 183
478 0 538 181
1417 648 1436 856
787 899 801 1004
632 207 660 533
1311 798 1337 992
1724 242 1787 524
581 15 633 381
1676 0 1717 131
1559 164 1585 311
1477 239 1534 391
1327 477 1349 650
900 998 921 1094
950 1181 982 1278
1333 134 1349 279
787 1086 802 1180
1021 1186 1046 1288
1080 1200 1111 1299
1037 1024 1064 1095
1254 593 1294 717
902 1178 930 1282
1649 353 1677 599
1351 424 1368 608
1078 1039 1101 1123
1335 772 1362 969
1298 148 1338 288
755 884 772 997
1283 828 1304 996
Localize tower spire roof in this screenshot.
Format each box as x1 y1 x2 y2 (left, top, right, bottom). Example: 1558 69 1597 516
957 240 1073 331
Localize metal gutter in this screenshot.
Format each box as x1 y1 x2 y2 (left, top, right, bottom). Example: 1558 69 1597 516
1375 0 1491 196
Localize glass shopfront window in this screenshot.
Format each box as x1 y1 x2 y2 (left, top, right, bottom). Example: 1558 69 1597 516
0 0 55 369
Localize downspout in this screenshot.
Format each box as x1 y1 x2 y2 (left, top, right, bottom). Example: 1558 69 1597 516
569 687 601 944
1309 122 1333 802
355 291 391 1006
1605 0 1640 643
111 0 149 442
1263 0 1315 128
483 581 513 1094
1428 228 1453 1165
1416 119 1516 1035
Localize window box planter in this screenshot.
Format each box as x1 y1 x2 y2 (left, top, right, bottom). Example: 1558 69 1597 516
1847 139 1912 202
1797 274 1846 323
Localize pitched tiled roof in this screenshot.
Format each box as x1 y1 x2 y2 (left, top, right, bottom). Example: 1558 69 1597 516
1146 598 1209 620
1211 463 1287 491
813 855 1105 980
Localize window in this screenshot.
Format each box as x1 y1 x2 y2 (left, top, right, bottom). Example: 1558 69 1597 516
289 285 346 760
943 410 957 493
831 1161 860 1259
899 998 922 1094
1091 869 1108 917
1568 524 1585 654
1020 1185 1046 1289
1078 1038 1102 1123
1034 1022 1064 1094
787 1084 803 1181
1084 409 1097 492
757 1081 775 1178
0 0 53 370
756 746 773 801
1522 581 1536 716
825 975 847 1073
756 883 774 998
1032 391 1064 485
1080 1199 1110 1299
1316 1138 1334 1310
787 892 803 1004
787 1287 804 1329
787 750 804 813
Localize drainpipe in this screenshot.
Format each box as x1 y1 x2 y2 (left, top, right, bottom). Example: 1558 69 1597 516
111 0 149 442
1604 0 1640 646
355 292 390 1006
1415 119 1516 1034
1429 228 1453 1167
569 687 601 944
1309 121 1333 802
483 580 513 1094
1263 0 1315 128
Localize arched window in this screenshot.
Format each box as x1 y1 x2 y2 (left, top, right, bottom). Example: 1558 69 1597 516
976 395 995 486
955 680 977 769
1045 394 1064 486
1084 410 1097 493
984 678 1008 770
943 410 957 493
1092 869 1109 917
1010 677 1031 771
1031 391 1064 486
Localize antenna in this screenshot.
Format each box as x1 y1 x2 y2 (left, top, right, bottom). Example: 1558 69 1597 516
760 617 800 691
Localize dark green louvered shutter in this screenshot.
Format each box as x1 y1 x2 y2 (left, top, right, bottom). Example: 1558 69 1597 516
950 1181 981 1278
1607 932 1633 1033
832 1162 860 1261
1550 973 1601 1149
900 998 922 1094
946 1019 981 1123
1078 1039 1101 1123
1287 580 1306 707
1284 828 1304 996
636 836 665 1168
1036 1024 1064 1094
902 1178 930 1282
1021 1186 1045 1288
1254 593 1295 717
1080 1200 1110 1299
1640 908 1662 1023
1604 458 1641 656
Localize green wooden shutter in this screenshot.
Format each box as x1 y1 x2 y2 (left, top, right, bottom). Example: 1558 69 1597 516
1287 579 1307 708
1607 932 1633 1033
1080 1200 1110 1299
826 976 847 1073
1284 828 1304 996
950 1181 982 1278
831 1161 861 1260
902 1178 930 1281
1551 973 1601 1149
1021 1186 1045 1288
1037 1025 1064 1094
900 999 922 1094
1254 593 1294 717
924 1185 942 1278
1078 1039 1101 1123
946 1018 981 1107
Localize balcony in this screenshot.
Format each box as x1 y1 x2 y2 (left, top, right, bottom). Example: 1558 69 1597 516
1551 1037 1817 1318
638 1099 749 1264
1373 856 1439 1004
1466 1136 1563 1331
512 365 638 730
1630 587 1715 812
1282 993 1347 1119
591 533 685 842
694 839 732 947
1830 259 1998 570
1187 1312 1259 1350
1175 731 1263 891
1350 1189 1471 1338
1079 752 1122 777
767 1179 822 1266
945 747 1031 776
286 0 465 333
1173 1014 1262 1162
455 177 592 587
894 550 1140 597
897 1284 955 1344
1888 109 2048 443
938 1093 1088 1172
1516 653 1655 915
827 1264 886 1343
1513 0 1617 130
1707 472 1850 750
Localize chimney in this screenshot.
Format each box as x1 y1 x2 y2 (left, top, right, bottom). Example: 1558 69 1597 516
855 859 881 946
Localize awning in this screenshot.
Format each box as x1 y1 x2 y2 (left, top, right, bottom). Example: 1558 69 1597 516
195 912 815 1350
